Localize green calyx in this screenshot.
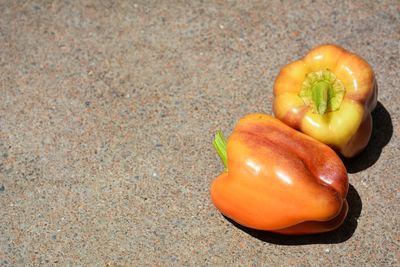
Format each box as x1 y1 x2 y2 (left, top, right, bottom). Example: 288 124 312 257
299 70 346 115
213 130 228 172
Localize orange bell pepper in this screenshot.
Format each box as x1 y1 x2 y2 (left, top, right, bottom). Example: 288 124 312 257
211 114 348 235
273 44 377 157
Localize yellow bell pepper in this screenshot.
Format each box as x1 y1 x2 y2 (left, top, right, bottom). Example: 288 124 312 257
273 44 377 157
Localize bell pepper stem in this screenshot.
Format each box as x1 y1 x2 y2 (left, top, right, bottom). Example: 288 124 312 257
213 130 228 171
312 81 329 115
299 70 345 115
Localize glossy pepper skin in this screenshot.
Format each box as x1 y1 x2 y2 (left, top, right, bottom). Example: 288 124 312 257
211 114 348 235
273 44 377 157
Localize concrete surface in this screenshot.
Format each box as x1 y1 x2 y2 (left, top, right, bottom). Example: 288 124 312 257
1 1 399 266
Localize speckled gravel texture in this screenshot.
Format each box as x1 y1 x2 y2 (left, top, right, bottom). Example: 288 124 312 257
0 1 399 266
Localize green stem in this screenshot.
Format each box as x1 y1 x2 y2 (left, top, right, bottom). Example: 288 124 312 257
312 81 329 114
299 70 346 115
213 130 228 171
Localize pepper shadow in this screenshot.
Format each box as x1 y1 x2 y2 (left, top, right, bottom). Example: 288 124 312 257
226 184 362 245
342 101 392 173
